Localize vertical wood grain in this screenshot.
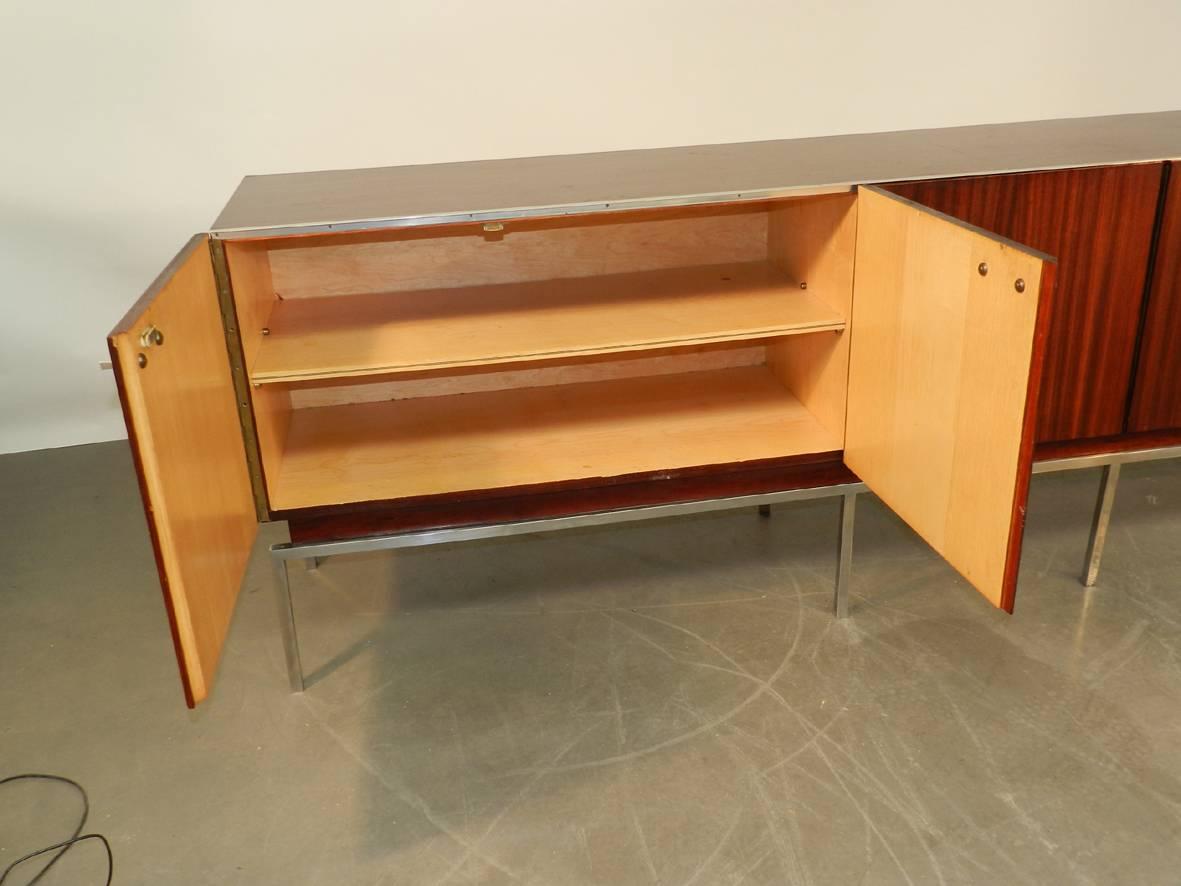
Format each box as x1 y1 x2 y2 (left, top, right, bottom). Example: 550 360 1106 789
109 237 257 707
887 163 1163 444
1128 163 1181 432
846 188 1047 609
766 193 858 442
224 241 291 505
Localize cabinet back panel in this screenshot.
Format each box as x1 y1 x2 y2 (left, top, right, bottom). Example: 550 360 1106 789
286 342 768 408
266 203 772 299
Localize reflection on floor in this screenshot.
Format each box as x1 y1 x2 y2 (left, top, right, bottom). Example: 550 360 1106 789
1 441 1180 884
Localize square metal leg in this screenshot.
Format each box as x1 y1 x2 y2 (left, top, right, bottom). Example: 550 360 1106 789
835 492 856 618
1082 462 1121 588
272 553 305 692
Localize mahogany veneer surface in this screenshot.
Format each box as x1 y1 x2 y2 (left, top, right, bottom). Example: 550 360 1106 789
285 454 855 543
887 163 1164 443
1129 164 1181 433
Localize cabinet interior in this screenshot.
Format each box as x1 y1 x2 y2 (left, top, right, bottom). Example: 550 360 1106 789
224 192 859 512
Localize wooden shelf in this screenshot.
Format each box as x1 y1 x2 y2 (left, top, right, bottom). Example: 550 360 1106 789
251 262 844 385
270 365 841 511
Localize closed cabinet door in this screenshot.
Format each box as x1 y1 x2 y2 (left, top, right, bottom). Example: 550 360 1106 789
886 163 1163 445
109 236 258 707
1128 162 1181 432
847 187 1054 612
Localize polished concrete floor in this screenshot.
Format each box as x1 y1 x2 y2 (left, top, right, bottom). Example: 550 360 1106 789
2 441 1180 884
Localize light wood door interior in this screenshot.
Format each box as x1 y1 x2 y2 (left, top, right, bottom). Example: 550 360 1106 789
227 194 859 511
109 236 258 707
845 187 1051 611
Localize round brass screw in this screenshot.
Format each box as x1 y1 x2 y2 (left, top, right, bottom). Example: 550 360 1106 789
261 327 271 336
978 262 989 276
799 281 808 290
137 353 148 368
1014 278 1026 293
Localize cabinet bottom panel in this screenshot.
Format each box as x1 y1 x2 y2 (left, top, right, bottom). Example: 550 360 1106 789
282 452 854 543
270 364 842 511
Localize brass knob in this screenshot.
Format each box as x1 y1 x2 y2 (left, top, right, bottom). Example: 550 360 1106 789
139 325 164 348
1014 278 1026 293
978 262 989 276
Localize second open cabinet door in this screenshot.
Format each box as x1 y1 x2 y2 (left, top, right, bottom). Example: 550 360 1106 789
845 187 1055 611
109 236 258 706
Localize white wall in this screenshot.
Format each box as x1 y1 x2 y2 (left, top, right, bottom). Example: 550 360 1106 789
2 0 1179 453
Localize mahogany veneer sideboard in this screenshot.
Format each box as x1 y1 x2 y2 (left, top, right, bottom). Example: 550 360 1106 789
109 110 1181 707
885 164 1164 443
1129 162 1181 432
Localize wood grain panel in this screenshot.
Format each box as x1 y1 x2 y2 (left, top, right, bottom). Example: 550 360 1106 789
284 454 855 540
266 204 770 298
286 343 766 408
109 236 257 707
1036 428 1181 461
845 188 1047 609
253 262 841 384
211 110 1181 237
887 163 1163 443
271 366 840 511
1129 163 1181 432
223 241 291 505
766 193 858 441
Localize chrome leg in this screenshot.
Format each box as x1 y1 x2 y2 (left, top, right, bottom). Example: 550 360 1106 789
835 492 856 619
1082 463 1121 588
272 553 305 692
758 504 772 518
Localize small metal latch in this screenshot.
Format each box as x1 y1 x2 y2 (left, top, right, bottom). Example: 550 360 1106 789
139 325 164 348
482 222 505 234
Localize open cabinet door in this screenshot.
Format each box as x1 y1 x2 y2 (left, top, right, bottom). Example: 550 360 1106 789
846 187 1054 612
109 235 258 706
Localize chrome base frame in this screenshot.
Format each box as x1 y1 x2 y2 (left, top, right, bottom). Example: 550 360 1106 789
270 481 867 693
1032 444 1181 588
270 443 1181 693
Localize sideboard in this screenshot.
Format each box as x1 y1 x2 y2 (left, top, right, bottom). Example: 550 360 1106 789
109 110 1181 707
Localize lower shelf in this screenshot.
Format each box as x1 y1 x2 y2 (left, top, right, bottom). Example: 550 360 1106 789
270 365 841 511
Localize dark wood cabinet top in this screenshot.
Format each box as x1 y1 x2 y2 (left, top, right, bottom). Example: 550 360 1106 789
211 110 1181 239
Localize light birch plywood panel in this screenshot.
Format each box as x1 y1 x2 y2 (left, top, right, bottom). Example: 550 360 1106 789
265 205 770 298
766 192 858 442
108 236 257 706
223 241 291 505
271 365 839 511
287 343 766 408
252 262 842 384
844 187 1046 609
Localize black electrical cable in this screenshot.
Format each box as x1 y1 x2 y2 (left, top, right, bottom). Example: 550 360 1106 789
0 774 113 886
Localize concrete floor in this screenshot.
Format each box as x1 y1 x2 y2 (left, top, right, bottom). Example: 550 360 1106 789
1 443 1180 885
